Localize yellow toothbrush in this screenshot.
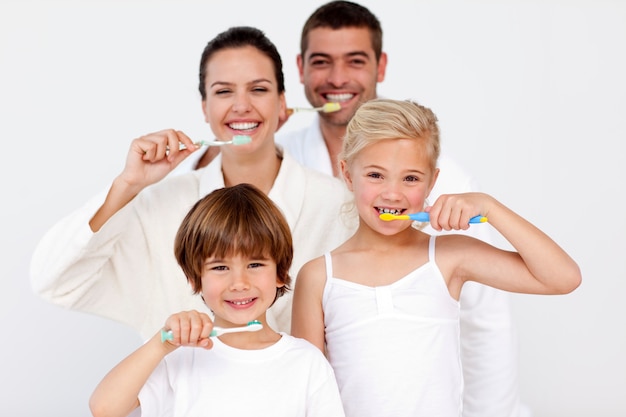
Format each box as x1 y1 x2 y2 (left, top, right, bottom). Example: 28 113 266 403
286 102 341 116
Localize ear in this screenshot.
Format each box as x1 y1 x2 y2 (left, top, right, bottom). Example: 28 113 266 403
340 160 354 191
277 92 288 131
201 100 209 123
377 52 388 83
297 54 305 84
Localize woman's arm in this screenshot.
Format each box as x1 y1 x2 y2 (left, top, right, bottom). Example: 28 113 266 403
90 129 197 231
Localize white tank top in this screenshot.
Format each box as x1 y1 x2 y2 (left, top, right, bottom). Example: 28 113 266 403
322 235 463 417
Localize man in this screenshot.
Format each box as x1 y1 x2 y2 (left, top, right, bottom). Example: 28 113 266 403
276 2 524 417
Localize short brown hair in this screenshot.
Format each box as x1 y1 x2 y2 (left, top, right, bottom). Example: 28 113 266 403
174 183 293 299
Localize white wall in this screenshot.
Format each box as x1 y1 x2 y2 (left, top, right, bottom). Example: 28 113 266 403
1 0 624 415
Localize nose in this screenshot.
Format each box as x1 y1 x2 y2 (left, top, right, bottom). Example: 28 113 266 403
229 269 251 291
327 62 349 88
231 91 252 113
380 181 403 201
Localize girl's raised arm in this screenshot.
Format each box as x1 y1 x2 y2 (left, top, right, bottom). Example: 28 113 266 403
430 192 581 295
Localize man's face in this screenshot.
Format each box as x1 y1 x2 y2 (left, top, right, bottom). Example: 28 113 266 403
298 27 387 127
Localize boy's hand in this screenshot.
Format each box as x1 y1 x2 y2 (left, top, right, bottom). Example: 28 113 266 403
162 310 214 349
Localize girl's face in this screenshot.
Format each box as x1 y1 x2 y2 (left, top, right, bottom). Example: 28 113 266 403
341 138 438 234
200 253 284 327
201 46 286 155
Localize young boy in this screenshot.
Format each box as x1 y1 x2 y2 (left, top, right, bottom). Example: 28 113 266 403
89 183 345 417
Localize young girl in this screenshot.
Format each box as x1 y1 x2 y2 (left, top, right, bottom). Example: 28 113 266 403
30 26 354 340
89 183 346 417
290 98 581 417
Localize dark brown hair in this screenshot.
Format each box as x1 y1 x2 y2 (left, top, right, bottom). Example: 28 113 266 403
198 26 285 100
300 1 383 61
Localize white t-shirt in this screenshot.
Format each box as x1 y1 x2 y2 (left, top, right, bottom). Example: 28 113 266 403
138 334 345 417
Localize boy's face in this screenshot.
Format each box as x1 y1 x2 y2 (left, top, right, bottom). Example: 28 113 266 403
298 26 387 128
200 254 284 327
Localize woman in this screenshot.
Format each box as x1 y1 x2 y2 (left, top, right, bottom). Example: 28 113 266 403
30 26 355 339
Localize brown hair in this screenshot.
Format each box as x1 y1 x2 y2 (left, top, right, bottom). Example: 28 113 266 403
174 183 292 299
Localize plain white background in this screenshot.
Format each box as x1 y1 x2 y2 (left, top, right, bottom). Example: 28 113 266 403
1 0 624 415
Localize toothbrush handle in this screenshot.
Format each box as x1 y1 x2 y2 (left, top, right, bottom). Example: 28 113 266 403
161 325 245 342
408 212 487 224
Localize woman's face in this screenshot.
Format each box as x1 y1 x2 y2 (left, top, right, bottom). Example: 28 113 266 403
201 45 286 154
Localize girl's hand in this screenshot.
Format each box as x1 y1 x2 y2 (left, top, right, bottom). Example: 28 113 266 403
162 310 214 350
426 192 492 231
119 129 197 190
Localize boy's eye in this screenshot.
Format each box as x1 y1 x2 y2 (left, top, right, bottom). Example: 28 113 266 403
211 265 228 271
248 262 264 269
367 172 383 179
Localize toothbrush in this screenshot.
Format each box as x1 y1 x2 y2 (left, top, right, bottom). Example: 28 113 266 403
179 135 252 150
160 320 263 343
286 102 341 116
379 212 488 224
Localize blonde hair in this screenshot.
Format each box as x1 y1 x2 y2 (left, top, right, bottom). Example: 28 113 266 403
339 98 441 172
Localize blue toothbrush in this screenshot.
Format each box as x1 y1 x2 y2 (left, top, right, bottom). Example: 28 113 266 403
379 212 488 224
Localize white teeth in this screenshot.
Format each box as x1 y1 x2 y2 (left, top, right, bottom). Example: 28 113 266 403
325 93 353 102
231 299 253 305
228 122 258 131
377 208 401 215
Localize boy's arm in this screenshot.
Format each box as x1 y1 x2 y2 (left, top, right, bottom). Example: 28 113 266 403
89 333 175 417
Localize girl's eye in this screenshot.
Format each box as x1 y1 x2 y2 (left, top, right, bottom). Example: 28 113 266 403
367 172 383 179
405 175 420 182
252 87 268 93
215 89 232 95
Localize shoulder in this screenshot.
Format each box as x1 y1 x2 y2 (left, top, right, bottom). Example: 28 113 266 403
281 334 331 362
433 233 487 272
298 254 327 278
294 255 328 294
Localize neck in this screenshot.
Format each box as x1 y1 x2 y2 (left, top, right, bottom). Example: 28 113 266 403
220 145 281 195
318 121 347 178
